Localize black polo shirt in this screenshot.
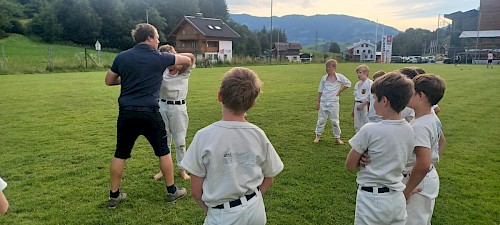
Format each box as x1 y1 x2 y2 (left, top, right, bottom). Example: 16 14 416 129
110 44 175 107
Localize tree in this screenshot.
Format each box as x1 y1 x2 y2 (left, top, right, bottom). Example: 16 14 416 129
0 0 23 37
55 0 102 45
28 3 63 42
329 42 340 53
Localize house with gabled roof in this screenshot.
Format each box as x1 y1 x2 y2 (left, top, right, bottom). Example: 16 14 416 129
346 40 376 62
273 42 302 62
169 13 240 63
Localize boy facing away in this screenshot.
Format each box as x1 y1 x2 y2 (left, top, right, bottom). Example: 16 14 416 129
352 64 373 132
404 74 446 225
345 71 415 225
367 70 386 123
181 67 284 225
314 59 352 144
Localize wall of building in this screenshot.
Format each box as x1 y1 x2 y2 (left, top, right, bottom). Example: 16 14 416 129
479 0 500 30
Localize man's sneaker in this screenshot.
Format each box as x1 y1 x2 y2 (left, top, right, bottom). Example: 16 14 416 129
107 192 128 209
166 187 187 203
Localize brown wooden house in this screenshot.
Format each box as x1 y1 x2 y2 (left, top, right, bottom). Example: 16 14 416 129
169 14 240 62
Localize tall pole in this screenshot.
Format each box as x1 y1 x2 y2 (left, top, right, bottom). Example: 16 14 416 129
270 0 273 61
436 14 439 55
146 10 149 24
375 19 378 62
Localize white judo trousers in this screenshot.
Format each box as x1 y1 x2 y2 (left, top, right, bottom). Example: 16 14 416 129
354 188 407 225
315 102 341 138
403 168 439 225
353 101 369 132
204 190 266 225
159 103 188 169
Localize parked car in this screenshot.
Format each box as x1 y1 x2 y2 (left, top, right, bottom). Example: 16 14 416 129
443 57 454 64
407 56 422 63
391 56 404 63
427 56 436 63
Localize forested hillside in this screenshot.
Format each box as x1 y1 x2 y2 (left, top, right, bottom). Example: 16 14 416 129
0 0 451 56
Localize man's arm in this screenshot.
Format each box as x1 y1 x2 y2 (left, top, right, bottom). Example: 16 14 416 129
259 177 274 194
190 174 208 213
403 147 431 199
105 69 121 86
345 149 363 171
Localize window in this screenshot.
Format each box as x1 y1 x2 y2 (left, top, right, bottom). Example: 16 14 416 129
368 50 371 54
356 50 359 54
182 30 185 35
208 25 214 29
181 42 186 48
191 41 196 48
214 26 221 30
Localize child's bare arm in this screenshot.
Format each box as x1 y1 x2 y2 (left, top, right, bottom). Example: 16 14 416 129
0 191 8 215
403 147 431 199
178 53 196 74
345 149 363 171
259 177 274 194
316 92 322 110
337 86 349 96
438 132 446 156
190 174 208 213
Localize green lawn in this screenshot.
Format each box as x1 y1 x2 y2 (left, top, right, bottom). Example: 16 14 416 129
0 63 498 224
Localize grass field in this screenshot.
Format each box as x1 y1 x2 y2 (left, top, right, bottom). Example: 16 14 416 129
0 63 499 224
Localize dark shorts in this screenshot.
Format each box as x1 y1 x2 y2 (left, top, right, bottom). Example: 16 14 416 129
115 107 170 159
488 59 493 63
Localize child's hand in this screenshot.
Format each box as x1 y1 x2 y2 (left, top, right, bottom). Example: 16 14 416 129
359 152 371 167
404 188 422 202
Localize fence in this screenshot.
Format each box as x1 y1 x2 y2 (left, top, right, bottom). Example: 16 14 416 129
0 45 114 75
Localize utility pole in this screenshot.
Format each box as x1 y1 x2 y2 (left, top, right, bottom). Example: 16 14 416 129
146 10 149 24
270 0 273 62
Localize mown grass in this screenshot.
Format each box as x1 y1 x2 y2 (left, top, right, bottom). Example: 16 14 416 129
0 63 498 224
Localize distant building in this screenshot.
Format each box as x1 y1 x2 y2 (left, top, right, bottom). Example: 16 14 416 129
272 42 302 62
345 40 376 62
169 13 240 63
445 0 500 63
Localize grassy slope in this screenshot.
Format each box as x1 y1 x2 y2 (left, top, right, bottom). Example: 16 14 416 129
0 34 117 74
0 63 498 224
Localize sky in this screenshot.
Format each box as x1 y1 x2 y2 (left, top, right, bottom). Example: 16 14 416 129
225 0 480 31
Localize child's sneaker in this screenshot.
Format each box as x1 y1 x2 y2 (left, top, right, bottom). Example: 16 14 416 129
166 187 187 203
107 192 128 209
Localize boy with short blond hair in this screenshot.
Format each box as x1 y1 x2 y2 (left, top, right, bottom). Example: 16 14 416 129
346 71 415 225
352 64 373 132
404 74 446 225
181 67 284 225
314 59 352 144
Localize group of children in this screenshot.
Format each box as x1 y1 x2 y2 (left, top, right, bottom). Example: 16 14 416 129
312 59 446 224
1 55 445 225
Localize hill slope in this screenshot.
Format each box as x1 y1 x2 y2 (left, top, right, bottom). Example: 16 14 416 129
230 14 400 45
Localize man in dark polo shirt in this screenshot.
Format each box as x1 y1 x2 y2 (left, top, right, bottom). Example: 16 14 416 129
105 23 193 208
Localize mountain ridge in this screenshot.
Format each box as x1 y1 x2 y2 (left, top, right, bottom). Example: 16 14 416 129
229 13 400 45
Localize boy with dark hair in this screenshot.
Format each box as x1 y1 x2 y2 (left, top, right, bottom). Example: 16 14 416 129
404 74 446 225
346 71 415 225
181 67 284 225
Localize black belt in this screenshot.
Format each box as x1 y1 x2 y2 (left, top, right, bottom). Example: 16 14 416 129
213 192 257 209
120 106 158 112
160 99 185 105
403 165 434 178
355 101 363 103
361 186 390 193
